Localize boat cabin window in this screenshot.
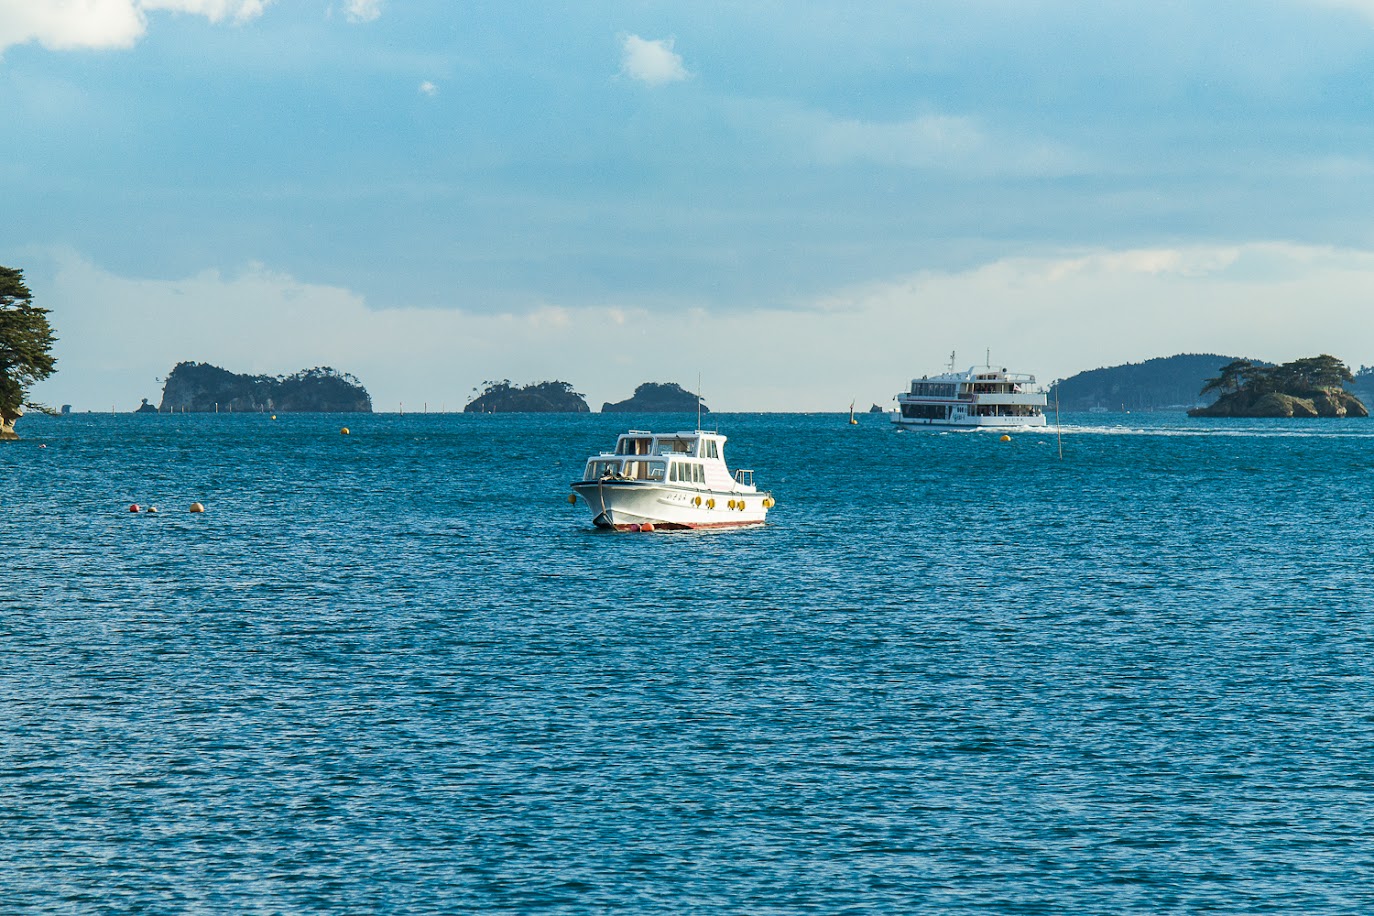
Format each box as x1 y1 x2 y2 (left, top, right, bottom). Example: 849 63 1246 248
621 459 665 481
703 440 719 459
615 437 653 456
587 459 621 479
910 382 956 398
656 437 693 455
670 461 705 484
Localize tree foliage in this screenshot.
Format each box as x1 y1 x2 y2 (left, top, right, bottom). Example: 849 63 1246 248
0 266 57 414
465 379 589 413
1201 359 1256 396
1202 354 1353 399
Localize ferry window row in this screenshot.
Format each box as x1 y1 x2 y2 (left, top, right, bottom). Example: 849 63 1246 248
901 404 950 420
909 383 956 397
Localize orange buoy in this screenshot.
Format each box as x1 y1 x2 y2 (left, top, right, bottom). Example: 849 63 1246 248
189 502 205 513
129 504 140 513
640 523 655 533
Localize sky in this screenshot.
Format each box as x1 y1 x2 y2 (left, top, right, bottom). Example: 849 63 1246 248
7 0 1374 412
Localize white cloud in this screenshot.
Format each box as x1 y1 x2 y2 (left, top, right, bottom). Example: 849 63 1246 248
1303 0 1374 23
140 0 266 21
418 80 437 97
343 0 380 24
797 107 1082 177
29 243 1374 414
0 0 270 54
619 34 688 86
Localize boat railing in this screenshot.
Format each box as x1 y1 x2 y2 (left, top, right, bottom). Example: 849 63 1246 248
734 469 754 486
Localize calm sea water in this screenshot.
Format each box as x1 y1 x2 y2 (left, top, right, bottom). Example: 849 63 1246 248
6 411 1374 913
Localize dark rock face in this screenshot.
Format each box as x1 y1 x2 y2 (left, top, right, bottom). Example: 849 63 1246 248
159 362 372 412
1189 388 1368 418
135 398 158 413
0 405 19 439
601 382 707 414
464 380 589 413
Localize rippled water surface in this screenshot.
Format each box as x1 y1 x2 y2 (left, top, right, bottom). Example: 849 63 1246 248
6 411 1374 913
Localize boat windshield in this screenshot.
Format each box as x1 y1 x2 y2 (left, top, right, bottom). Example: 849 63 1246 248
586 459 621 479
655 437 695 455
621 459 666 481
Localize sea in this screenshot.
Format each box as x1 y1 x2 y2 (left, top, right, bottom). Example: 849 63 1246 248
5 410 1374 914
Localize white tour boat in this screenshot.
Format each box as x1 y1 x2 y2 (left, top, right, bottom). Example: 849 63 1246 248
891 356 1048 430
570 429 774 531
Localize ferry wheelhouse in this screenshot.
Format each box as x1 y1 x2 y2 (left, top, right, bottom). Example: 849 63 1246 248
891 362 1048 429
570 430 773 530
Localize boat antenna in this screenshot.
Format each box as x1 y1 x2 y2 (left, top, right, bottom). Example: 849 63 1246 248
948 350 956 372
986 348 990 368
697 373 702 432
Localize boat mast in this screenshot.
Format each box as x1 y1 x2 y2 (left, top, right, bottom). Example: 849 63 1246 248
697 373 702 432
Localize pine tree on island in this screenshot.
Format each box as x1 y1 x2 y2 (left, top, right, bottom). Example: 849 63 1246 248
0 266 57 439
1190 354 1367 418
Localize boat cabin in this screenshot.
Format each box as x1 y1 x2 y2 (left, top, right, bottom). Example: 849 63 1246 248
581 430 739 486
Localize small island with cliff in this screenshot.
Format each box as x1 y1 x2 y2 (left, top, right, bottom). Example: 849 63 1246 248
464 380 589 413
157 362 373 412
1188 355 1368 418
602 382 706 414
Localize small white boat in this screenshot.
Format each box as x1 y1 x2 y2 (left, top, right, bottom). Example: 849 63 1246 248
570 429 773 530
891 354 1048 430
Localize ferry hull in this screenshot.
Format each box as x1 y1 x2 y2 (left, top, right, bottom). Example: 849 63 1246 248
890 412 1047 430
571 480 769 530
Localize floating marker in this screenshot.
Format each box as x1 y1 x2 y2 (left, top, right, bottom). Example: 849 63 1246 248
146 506 158 514
640 523 655 533
340 427 350 435
1000 434 1011 442
189 502 205 513
128 503 140 513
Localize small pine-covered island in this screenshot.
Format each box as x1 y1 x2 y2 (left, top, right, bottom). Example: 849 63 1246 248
601 382 707 414
158 362 373 412
464 380 590 413
1188 355 1368 418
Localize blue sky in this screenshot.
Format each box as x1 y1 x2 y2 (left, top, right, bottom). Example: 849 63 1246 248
7 0 1374 411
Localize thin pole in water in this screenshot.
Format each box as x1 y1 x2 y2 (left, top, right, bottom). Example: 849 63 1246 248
1055 379 1063 461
